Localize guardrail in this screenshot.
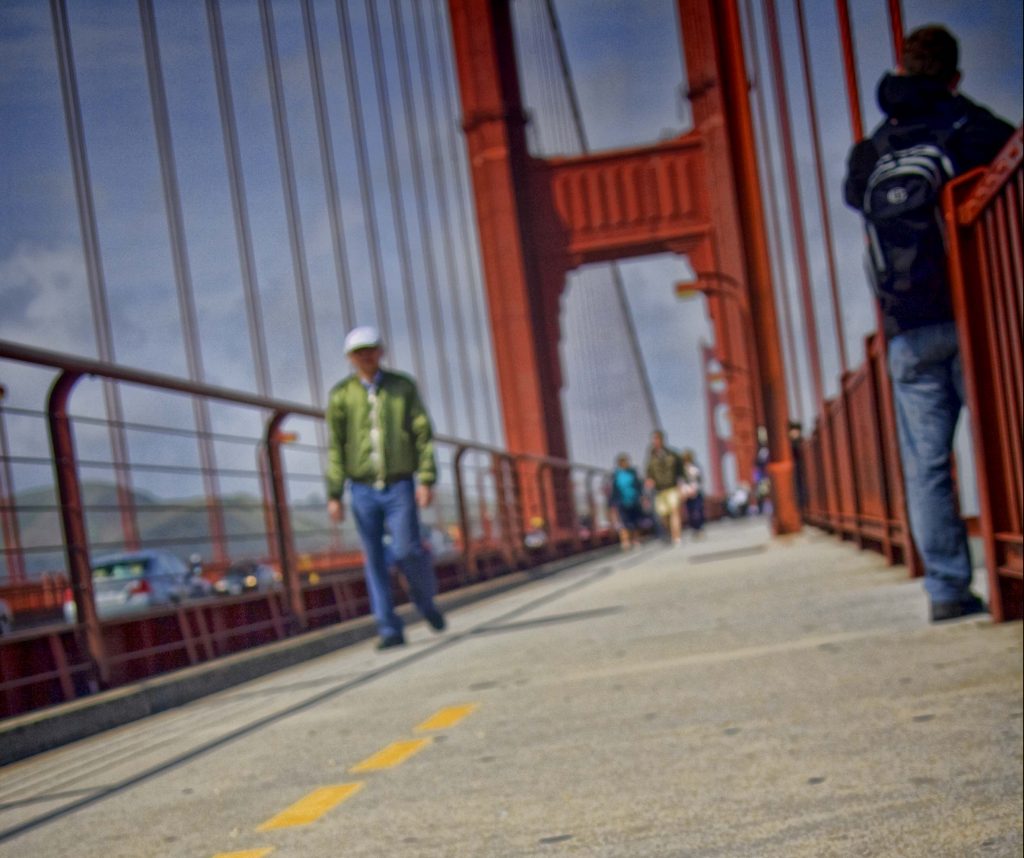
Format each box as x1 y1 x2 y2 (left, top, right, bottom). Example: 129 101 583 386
0 341 619 718
945 129 1023 623
797 332 919 574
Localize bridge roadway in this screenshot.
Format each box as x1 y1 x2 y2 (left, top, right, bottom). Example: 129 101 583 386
0 519 1020 857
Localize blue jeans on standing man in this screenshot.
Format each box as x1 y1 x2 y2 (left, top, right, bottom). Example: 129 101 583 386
349 478 438 639
887 321 973 607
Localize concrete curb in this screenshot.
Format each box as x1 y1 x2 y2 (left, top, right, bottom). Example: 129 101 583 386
0 544 621 767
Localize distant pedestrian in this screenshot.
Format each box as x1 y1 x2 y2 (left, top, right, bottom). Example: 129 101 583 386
644 429 683 545
788 421 807 510
843 25 1014 622
609 453 644 550
678 449 705 538
325 326 446 649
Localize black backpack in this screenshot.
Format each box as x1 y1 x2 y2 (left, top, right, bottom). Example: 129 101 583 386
861 117 965 303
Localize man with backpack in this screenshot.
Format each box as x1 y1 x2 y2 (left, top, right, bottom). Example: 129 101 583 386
843 25 1014 622
609 453 644 550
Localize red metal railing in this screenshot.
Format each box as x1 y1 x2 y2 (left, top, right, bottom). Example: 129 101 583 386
799 131 1023 611
0 340 618 719
797 332 918 573
945 129 1024 622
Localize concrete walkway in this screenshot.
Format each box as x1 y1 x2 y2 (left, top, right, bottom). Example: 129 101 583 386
0 518 1020 857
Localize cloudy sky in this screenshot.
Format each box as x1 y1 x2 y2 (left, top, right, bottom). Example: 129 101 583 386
1 0 1021 497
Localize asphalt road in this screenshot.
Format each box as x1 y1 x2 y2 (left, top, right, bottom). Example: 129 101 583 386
0 518 1020 857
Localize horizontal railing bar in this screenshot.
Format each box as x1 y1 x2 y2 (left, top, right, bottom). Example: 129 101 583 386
0 339 600 465
75 459 262 478
66 413 267 446
0 340 319 417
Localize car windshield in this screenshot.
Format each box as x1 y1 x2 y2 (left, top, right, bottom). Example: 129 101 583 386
92 560 149 580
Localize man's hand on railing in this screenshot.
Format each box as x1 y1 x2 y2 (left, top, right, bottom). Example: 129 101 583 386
327 498 345 523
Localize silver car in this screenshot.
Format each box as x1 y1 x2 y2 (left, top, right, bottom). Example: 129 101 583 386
62 550 197 623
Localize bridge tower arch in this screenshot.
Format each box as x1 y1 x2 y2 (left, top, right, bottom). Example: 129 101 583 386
447 0 800 533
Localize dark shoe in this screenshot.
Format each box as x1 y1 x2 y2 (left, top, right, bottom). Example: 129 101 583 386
930 593 987 623
376 633 406 650
424 608 446 632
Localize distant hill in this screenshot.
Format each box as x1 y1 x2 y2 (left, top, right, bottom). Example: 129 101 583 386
8 482 328 578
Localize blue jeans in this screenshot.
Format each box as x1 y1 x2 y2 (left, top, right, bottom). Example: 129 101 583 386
887 321 972 604
349 478 438 638
685 495 705 531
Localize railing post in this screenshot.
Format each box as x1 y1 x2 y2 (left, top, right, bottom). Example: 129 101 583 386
452 444 474 582
498 454 527 567
47 370 106 688
864 337 896 565
839 375 866 548
535 462 557 559
587 468 600 546
265 411 305 630
0 386 27 583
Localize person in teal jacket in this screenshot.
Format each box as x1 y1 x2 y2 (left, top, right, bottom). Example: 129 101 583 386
325 326 445 649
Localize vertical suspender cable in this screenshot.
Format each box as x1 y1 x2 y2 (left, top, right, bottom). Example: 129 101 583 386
887 0 905 66
410 0 479 439
49 0 140 550
334 0 393 345
741 0 803 423
206 0 272 397
139 0 227 561
363 0 448 428
429 0 502 444
299 0 356 336
543 0 662 434
258 0 324 409
833 0 864 140
792 0 848 375
760 0 826 409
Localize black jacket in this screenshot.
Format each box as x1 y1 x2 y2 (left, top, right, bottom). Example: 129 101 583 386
844 74 1014 338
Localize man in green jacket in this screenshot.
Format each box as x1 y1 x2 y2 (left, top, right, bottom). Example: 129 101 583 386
645 429 683 545
326 326 445 649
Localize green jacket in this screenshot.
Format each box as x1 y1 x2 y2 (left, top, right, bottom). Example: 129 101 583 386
325 370 436 499
645 446 682 491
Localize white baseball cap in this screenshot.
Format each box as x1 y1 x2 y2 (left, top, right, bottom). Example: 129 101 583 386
344 326 382 354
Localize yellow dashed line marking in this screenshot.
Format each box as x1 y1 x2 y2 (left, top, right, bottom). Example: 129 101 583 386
414 703 480 732
211 850 274 858
256 783 364 831
349 738 432 772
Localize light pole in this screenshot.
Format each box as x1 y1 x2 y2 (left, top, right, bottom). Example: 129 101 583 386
676 272 765 489
676 271 765 428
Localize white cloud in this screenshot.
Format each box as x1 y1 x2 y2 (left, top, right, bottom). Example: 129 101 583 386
0 242 96 356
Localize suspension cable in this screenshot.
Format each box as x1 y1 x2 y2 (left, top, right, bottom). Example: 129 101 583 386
793 0 849 375
299 0 356 336
741 0 804 424
760 0 826 409
49 0 140 548
333 0 393 345
140 0 227 560
258 0 324 408
367 0 453 432
362 0 435 411
429 0 502 444
410 0 480 440
205 0 272 397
